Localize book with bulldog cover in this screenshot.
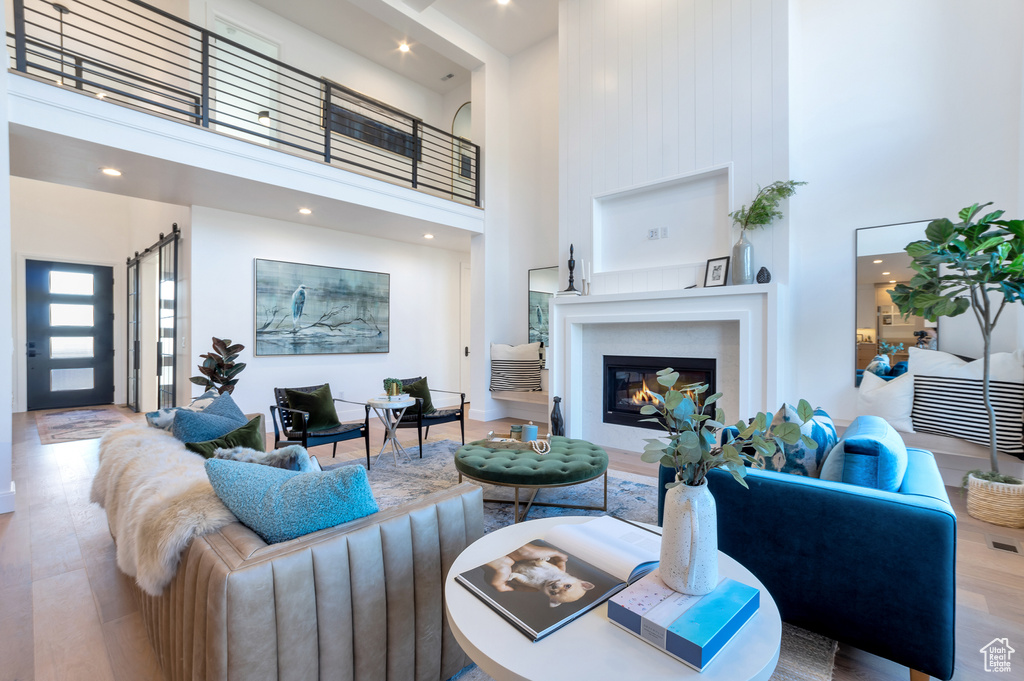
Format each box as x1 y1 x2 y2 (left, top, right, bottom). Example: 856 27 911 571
455 516 659 642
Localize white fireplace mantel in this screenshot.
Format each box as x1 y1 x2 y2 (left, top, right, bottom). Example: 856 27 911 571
548 283 783 442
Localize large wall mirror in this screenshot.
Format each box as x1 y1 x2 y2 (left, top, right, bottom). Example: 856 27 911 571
529 266 558 366
855 221 936 384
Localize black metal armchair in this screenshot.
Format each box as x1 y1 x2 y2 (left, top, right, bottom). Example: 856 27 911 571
394 377 465 455
270 385 371 468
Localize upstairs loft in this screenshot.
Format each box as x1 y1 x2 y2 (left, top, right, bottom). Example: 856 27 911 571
6 0 481 209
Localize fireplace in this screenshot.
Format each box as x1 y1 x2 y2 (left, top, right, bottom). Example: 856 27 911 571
603 355 716 430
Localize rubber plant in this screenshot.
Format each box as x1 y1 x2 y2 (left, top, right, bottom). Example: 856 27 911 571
888 203 1024 478
190 337 246 395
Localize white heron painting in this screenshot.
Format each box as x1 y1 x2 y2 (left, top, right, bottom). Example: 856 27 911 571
255 259 389 355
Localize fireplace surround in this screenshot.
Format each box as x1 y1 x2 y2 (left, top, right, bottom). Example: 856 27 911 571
603 355 716 430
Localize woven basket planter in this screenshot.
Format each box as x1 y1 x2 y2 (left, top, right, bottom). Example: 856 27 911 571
966 474 1024 528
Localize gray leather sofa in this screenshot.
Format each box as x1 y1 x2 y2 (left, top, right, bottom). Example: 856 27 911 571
132 482 485 681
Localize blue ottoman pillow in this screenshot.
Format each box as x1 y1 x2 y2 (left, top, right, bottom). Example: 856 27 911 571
172 393 247 443
819 415 909 491
205 459 379 543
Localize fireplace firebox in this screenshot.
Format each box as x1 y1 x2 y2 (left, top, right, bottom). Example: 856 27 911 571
603 355 716 430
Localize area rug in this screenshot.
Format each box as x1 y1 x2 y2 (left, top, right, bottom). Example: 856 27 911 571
36 407 134 445
342 439 658 533
452 623 837 681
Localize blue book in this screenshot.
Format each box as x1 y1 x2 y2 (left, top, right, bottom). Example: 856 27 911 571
608 572 760 671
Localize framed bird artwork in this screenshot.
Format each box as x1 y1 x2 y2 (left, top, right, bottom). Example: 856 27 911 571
254 258 390 356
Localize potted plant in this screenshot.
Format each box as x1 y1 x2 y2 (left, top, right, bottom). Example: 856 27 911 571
888 203 1024 527
728 180 806 285
190 337 246 395
639 368 814 594
383 378 403 398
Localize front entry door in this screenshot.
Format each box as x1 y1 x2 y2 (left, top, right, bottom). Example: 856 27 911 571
26 259 115 410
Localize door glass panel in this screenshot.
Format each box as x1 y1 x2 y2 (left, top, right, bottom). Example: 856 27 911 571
49 271 94 295
49 304 94 326
51 367 94 391
50 337 94 359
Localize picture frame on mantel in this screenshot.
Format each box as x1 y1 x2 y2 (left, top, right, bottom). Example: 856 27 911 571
704 256 730 288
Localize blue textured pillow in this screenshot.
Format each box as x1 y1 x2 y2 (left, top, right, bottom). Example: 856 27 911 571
765 404 838 478
145 390 220 430
819 415 908 491
200 392 247 423
172 396 246 444
204 459 379 543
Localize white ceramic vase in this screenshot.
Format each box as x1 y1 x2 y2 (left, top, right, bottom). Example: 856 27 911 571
660 478 718 595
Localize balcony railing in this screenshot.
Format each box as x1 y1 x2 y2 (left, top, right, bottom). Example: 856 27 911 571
8 0 481 207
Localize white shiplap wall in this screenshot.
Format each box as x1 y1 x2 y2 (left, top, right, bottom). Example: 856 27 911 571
559 0 790 293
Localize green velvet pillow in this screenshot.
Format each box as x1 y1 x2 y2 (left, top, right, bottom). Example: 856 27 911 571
285 384 341 431
404 377 436 414
187 416 265 458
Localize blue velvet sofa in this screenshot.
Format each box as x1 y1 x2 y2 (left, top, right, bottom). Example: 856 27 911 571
657 446 956 680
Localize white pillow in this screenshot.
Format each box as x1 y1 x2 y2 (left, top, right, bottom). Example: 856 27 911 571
491 342 541 360
908 347 1024 383
856 371 915 433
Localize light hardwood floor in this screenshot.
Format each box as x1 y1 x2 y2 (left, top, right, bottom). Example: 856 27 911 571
1 407 1022 681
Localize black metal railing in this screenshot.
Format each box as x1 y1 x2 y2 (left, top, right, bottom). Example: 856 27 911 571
8 0 481 206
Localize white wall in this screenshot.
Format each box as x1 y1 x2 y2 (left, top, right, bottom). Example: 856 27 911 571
507 34 560 342
190 0 446 129
188 206 466 425
789 0 1024 418
9 178 191 411
559 0 790 296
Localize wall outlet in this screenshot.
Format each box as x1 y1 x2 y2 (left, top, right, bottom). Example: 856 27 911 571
647 229 659 240
660 227 669 238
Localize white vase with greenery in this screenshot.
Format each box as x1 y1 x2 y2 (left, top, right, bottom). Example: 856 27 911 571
640 368 815 593
728 180 806 286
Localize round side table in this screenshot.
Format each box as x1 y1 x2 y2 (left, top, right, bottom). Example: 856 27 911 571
366 396 415 465
445 516 781 681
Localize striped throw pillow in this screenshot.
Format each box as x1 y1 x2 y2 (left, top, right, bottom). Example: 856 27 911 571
911 375 1024 458
490 359 543 391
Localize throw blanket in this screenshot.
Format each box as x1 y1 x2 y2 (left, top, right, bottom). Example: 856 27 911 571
90 424 237 596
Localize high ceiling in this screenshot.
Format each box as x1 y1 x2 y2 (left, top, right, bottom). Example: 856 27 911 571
251 0 558 95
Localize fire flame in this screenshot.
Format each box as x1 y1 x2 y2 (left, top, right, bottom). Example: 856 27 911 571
630 379 660 405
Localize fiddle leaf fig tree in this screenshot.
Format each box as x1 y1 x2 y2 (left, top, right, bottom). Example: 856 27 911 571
888 203 1024 474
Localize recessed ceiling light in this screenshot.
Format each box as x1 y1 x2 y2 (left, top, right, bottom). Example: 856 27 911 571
873 259 883 264
257 110 271 125
96 92 106 99
498 0 510 5
424 233 434 239
101 167 122 176
889 280 897 284
399 43 410 53
298 208 312 215
881 271 890 275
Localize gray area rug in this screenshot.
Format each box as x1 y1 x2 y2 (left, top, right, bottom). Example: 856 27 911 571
328 439 837 679
341 438 658 533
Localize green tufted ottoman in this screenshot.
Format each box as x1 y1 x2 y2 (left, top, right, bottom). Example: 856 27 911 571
454 436 608 523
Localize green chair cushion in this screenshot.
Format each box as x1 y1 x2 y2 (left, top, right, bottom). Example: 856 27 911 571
285 384 341 432
454 436 608 486
187 416 265 458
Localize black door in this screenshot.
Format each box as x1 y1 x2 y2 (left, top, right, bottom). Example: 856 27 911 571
26 260 115 410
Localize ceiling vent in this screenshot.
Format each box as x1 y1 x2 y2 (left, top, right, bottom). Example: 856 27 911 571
440 73 455 81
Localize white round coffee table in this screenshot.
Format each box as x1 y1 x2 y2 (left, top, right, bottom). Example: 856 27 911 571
445 516 781 681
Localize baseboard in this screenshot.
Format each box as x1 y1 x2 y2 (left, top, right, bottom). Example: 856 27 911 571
0 482 15 514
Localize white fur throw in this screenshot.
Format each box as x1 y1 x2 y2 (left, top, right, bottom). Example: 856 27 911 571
90 424 237 596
